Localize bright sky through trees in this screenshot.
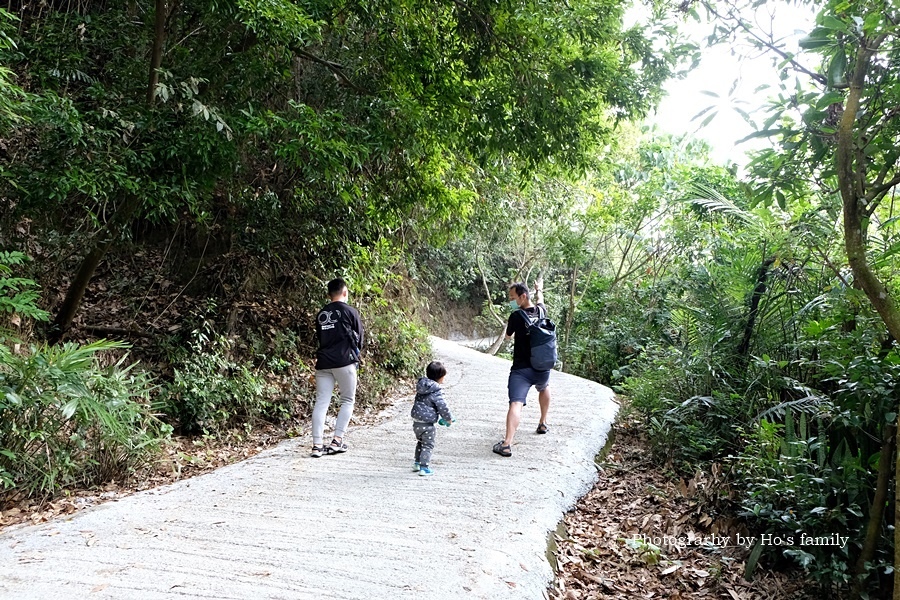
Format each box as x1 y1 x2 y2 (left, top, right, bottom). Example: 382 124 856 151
645 2 816 167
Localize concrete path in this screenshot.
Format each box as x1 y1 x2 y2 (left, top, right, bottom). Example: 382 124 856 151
0 337 617 600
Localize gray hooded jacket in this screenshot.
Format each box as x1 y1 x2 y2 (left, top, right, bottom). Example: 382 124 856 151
410 377 452 424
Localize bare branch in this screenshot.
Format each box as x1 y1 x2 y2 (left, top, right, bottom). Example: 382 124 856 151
702 1 828 86
292 47 368 95
865 171 900 217
476 253 506 326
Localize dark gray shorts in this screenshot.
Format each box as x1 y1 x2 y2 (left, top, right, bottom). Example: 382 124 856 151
507 367 550 404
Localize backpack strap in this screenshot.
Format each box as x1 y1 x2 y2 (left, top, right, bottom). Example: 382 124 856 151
517 306 544 328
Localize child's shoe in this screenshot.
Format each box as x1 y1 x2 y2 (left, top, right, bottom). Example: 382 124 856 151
419 466 433 476
412 462 420 472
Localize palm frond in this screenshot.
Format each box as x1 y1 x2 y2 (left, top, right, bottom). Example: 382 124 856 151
670 307 701 350
753 395 826 422
785 293 832 328
683 182 762 229
666 395 715 417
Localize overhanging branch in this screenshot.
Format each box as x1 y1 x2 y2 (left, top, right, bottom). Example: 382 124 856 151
292 47 369 95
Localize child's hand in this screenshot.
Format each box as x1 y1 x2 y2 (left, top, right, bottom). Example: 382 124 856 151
438 417 452 427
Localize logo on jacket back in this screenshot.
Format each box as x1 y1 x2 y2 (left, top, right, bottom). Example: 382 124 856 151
318 309 342 330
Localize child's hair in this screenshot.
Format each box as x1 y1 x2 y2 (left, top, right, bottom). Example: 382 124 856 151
426 361 447 382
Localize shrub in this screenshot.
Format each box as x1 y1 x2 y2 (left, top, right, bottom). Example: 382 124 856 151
0 340 167 501
730 414 862 588
156 320 280 434
622 342 743 469
358 308 431 405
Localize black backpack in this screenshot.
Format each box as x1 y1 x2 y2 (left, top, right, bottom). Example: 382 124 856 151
518 306 558 371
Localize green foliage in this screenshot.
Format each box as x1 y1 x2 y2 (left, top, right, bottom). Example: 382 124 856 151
357 316 430 408
0 8 30 133
728 0 900 211
729 395 882 587
157 319 280 434
0 8 26 127
1 0 688 268
367 311 430 377
611 157 896 589
734 450 858 586
412 242 481 302
418 121 897 591
0 251 49 323
236 0 322 45
627 370 741 468
0 340 167 501
345 243 433 404
564 280 665 384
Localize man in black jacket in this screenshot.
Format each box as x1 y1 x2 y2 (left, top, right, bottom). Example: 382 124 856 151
311 278 364 457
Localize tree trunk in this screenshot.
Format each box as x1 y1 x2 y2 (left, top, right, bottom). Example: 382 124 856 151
48 194 141 344
852 424 895 598
843 203 900 341
50 2 171 343
486 327 506 355
837 35 900 343
835 34 900 599
147 0 168 105
564 267 577 352
895 423 900 600
737 256 776 358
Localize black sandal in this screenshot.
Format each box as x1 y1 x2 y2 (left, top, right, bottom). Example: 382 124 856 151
536 423 549 434
492 441 512 457
326 438 348 454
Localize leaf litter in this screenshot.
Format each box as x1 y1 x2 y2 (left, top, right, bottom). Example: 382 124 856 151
548 414 819 600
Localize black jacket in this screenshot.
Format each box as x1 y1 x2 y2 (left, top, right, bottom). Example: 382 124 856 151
315 301 364 370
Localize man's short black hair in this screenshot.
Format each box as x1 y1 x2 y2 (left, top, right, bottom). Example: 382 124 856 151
327 278 347 297
426 361 447 382
509 282 529 297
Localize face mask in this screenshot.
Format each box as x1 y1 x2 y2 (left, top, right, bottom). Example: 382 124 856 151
508 300 519 310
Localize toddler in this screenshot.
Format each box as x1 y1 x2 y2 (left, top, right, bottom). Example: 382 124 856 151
410 361 453 476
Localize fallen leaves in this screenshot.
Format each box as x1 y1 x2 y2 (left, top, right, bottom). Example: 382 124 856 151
549 415 819 600
660 563 681 576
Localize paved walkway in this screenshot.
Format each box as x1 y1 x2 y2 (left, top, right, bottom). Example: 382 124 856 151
0 337 617 600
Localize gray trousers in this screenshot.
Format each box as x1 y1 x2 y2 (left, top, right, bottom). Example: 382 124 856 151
313 364 358 446
413 422 437 466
